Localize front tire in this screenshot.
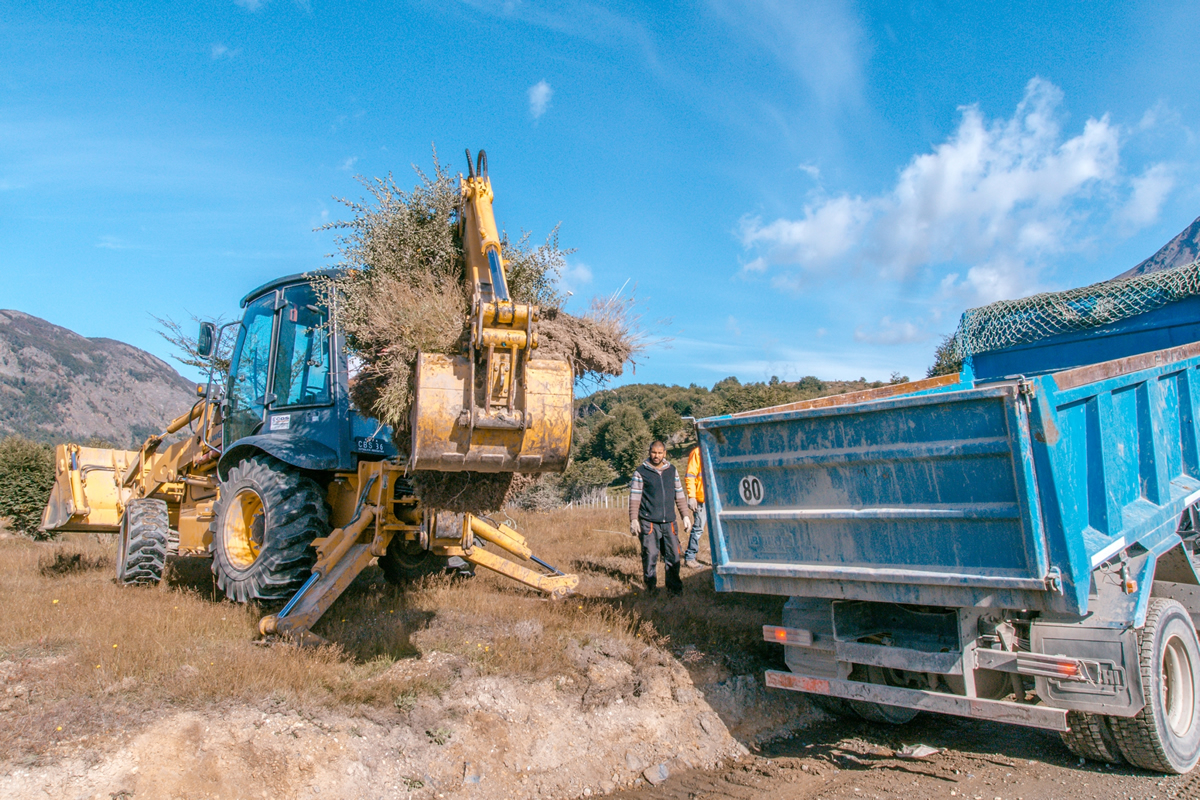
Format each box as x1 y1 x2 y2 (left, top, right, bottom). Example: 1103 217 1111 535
211 455 328 603
115 498 170 585
1111 598 1200 773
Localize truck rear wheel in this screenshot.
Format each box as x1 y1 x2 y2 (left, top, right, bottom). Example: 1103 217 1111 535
849 699 919 724
115 498 170 585
211 455 328 603
1111 598 1200 773
1060 711 1124 764
848 666 920 724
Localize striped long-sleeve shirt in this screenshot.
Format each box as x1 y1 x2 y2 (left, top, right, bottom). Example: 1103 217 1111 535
629 459 690 525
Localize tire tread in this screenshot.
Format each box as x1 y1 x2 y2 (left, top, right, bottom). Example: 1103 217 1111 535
1060 711 1123 764
210 455 327 603
118 498 169 585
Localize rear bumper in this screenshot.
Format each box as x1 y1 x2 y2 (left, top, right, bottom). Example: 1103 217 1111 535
765 669 1069 732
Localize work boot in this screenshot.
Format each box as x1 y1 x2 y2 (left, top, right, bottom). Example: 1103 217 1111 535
685 558 700 569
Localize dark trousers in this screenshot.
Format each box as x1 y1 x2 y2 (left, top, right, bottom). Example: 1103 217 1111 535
639 519 682 592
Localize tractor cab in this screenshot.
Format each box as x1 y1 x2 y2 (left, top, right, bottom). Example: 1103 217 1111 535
216 271 395 478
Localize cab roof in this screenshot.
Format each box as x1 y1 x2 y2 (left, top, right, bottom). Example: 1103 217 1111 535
240 269 344 308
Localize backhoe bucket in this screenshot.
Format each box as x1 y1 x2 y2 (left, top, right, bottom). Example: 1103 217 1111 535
410 352 572 473
40 444 137 533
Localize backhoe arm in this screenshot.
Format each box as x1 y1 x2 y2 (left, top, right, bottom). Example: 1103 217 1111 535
410 149 573 473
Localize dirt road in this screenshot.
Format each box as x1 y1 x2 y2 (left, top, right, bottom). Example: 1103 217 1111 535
616 712 1197 800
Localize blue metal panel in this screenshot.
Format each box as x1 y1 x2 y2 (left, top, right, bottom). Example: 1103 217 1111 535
700 341 1200 626
699 384 1052 608
1026 353 1200 616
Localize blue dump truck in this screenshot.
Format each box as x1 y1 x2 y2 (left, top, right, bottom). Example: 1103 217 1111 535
696 261 1200 774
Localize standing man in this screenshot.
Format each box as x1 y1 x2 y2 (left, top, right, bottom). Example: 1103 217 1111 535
683 444 705 569
629 441 692 595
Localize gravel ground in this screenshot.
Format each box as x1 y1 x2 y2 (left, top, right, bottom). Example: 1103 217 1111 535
614 712 1197 800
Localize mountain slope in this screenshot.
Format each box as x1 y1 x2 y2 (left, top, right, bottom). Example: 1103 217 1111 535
1116 214 1200 278
0 311 197 447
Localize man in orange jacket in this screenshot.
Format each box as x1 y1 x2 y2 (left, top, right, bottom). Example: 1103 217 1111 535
683 445 705 569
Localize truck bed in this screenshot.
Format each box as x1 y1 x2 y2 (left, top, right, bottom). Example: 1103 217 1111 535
697 341 1200 618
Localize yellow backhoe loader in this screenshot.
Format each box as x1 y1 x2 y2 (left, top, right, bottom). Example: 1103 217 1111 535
41 150 578 641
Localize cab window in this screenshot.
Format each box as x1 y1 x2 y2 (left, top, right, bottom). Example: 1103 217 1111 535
272 284 331 408
225 293 276 445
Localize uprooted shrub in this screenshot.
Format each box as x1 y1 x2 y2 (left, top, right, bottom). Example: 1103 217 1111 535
316 151 642 511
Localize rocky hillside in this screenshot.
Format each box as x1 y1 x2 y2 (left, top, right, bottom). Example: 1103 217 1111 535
0 311 197 447
1116 214 1200 278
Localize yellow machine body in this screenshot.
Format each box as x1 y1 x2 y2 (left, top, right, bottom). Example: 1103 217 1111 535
411 353 572 472
260 460 578 640
40 398 221 552
408 162 574 472
41 152 580 645
41 444 138 532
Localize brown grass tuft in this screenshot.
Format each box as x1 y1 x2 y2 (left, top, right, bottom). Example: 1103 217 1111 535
37 546 111 577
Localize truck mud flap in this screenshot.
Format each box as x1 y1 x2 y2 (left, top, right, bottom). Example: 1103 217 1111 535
765 669 1069 732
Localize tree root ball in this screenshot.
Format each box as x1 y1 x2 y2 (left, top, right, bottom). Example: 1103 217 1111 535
411 471 537 514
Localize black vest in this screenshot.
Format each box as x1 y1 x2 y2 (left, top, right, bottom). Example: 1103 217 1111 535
636 463 677 523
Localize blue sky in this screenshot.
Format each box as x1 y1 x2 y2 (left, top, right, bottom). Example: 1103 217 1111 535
3 1 1199 387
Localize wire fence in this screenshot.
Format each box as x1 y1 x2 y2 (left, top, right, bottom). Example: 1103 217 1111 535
566 485 630 509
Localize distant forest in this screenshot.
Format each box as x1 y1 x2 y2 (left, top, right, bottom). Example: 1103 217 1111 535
571 372 909 479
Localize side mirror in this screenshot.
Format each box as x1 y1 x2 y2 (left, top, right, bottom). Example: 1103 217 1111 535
197 322 217 359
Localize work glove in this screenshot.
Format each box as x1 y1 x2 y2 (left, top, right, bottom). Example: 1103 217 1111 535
629 518 641 536
687 497 700 512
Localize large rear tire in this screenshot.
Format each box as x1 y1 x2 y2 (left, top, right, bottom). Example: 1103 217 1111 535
379 537 450 584
1111 598 1200 773
211 455 328 603
115 498 170 585
1060 711 1124 764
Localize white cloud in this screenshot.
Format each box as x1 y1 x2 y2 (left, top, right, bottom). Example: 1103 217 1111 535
210 43 238 60
707 0 865 108
557 260 592 296
95 235 139 250
853 317 931 346
740 78 1134 306
798 163 821 180
340 156 359 172
528 80 553 119
739 194 871 273
1119 163 1174 229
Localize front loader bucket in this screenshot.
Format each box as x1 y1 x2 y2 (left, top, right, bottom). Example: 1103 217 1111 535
410 352 572 473
40 444 137 533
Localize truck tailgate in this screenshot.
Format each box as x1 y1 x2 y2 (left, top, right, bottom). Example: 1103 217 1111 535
698 384 1051 598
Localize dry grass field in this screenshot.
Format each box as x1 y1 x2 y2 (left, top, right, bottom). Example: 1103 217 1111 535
0 508 786 773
